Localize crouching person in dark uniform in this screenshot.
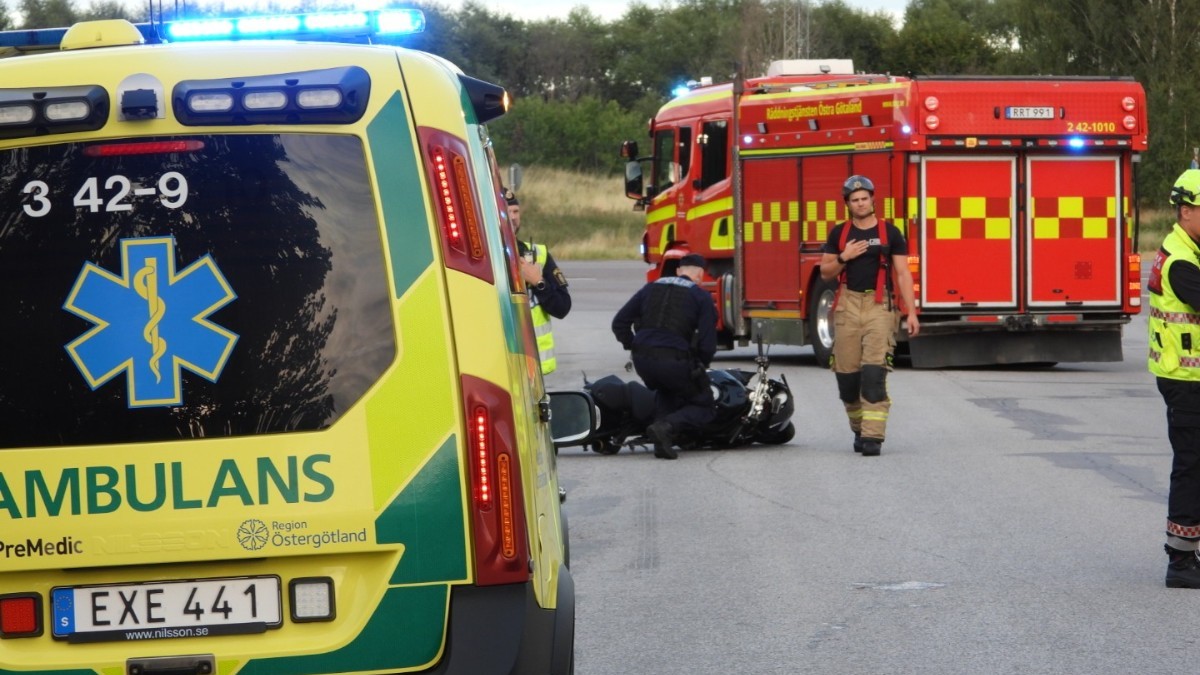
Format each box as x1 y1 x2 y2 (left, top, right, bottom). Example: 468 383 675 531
612 253 718 459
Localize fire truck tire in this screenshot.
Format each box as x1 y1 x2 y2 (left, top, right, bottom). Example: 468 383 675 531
808 277 838 367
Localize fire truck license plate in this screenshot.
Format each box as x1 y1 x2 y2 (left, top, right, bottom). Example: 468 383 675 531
1005 106 1055 120
51 576 282 643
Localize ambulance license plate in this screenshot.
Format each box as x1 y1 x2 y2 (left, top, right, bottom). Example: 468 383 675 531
51 576 282 643
1005 106 1054 120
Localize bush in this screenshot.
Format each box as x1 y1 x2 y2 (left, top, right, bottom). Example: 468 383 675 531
491 95 651 175
508 166 644 260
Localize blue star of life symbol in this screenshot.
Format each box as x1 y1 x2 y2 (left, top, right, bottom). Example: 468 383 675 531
63 236 238 408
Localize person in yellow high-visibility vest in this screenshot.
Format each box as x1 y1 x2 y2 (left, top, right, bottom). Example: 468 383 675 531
1148 168 1200 589
505 189 571 375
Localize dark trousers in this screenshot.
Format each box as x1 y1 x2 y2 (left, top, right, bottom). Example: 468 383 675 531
631 349 715 436
1157 377 1200 537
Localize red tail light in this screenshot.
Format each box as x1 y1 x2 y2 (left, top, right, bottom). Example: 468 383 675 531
461 375 529 585
419 128 493 284
0 593 43 638
906 255 921 310
1127 253 1142 308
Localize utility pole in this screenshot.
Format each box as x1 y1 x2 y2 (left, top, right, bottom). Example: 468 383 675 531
781 0 810 60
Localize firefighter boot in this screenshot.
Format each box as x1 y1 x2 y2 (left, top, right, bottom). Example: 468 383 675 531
859 438 882 456
647 421 678 460
1165 545 1200 588
853 433 864 453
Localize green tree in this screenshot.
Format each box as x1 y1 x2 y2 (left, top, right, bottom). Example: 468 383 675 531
0 0 13 29
18 0 77 28
884 0 1006 75
1006 0 1200 204
445 1 530 94
492 94 647 173
79 0 139 21
806 0 897 73
522 9 614 102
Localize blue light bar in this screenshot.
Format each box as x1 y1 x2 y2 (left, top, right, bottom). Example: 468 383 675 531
0 9 426 49
165 9 425 41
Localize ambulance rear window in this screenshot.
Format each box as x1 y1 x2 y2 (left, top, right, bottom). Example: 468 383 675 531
0 134 395 448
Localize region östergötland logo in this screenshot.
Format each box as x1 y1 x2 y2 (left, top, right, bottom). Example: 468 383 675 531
237 519 270 551
63 236 238 408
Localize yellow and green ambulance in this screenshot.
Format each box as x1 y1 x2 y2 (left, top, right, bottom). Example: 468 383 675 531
0 11 586 675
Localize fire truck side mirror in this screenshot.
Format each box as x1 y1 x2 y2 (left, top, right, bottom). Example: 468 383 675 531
620 140 639 159
624 160 644 201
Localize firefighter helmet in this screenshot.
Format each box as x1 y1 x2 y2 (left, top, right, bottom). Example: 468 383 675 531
842 175 875 201
1170 169 1200 207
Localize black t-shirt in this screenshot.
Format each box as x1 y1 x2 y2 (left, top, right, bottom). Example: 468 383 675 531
823 221 910 292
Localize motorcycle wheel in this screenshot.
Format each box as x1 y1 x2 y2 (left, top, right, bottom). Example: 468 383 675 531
590 438 622 455
756 422 796 445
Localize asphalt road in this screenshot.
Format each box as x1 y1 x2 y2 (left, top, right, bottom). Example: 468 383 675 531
547 260 1186 675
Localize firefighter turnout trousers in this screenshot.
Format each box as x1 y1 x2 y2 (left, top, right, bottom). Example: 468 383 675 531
1157 377 1200 545
832 287 899 442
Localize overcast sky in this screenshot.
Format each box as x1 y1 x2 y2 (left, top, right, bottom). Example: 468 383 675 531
443 0 907 24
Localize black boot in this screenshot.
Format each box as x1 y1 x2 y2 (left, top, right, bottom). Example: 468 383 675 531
853 433 864 453
646 422 678 460
1165 545 1200 589
860 438 882 457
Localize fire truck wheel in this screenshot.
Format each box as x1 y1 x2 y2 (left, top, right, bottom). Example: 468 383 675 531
808 278 837 366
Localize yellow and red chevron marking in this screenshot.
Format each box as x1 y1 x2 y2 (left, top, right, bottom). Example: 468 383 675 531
799 197 902 242
1031 196 1115 239
802 199 841 242
745 201 797 243
926 196 1012 240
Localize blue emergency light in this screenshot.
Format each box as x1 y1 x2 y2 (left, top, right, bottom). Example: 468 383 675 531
165 9 425 41
0 8 425 49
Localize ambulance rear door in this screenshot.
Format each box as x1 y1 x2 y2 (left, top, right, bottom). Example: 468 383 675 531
1024 155 1123 307
919 156 1018 310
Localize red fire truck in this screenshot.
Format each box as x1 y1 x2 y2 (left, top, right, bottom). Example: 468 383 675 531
620 60 1147 367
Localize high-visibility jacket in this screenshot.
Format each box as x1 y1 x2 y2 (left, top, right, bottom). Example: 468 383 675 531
1149 223 1200 380
527 242 556 375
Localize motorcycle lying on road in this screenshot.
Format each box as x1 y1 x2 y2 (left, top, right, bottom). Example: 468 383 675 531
564 345 796 455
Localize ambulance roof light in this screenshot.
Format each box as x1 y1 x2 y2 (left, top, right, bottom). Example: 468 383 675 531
165 9 426 41
0 9 425 50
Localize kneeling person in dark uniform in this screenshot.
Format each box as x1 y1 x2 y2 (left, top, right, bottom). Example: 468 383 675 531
612 253 718 459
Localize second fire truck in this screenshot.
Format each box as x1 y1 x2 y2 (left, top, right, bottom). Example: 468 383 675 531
621 60 1147 367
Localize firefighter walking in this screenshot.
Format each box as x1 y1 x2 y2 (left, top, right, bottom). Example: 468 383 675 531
1148 169 1200 589
820 175 920 456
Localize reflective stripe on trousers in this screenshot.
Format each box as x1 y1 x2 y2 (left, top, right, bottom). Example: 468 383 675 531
832 287 898 441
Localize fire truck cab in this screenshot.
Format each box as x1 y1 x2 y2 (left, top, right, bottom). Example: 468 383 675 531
622 60 1147 368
